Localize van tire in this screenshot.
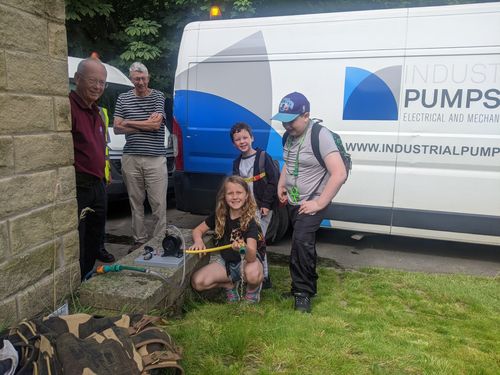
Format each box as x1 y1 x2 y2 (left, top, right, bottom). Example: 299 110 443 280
266 205 289 244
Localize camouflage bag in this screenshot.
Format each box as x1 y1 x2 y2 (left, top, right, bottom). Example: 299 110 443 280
2 313 184 375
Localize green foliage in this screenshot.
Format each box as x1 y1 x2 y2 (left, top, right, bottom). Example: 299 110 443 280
120 41 162 61
121 18 162 62
233 0 254 12
124 18 161 37
65 0 114 21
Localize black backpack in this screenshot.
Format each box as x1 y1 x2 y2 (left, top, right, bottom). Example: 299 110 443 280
257 149 280 182
282 120 352 180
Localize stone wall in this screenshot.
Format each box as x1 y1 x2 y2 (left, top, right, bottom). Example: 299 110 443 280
0 0 80 326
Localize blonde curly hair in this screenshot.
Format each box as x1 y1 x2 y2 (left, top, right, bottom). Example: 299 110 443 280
214 176 257 240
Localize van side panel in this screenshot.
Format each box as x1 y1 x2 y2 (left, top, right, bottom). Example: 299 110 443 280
268 57 406 231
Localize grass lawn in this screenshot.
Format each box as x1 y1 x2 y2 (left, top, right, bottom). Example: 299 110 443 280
166 266 500 374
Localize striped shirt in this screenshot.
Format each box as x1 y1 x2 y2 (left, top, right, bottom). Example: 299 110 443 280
114 89 166 156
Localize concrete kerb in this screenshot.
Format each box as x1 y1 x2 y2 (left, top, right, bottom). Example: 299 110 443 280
79 228 209 315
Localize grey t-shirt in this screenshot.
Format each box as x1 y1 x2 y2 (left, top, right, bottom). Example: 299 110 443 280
283 120 339 204
114 89 166 156
239 153 256 197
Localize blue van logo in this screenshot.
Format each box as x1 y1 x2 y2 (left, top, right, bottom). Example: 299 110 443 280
343 65 402 121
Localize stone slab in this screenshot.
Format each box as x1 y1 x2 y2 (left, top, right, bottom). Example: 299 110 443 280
79 228 209 314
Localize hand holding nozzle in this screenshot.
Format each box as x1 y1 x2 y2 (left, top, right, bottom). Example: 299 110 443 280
232 240 246 255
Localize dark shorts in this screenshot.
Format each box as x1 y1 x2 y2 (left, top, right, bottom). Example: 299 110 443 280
210 253 264 283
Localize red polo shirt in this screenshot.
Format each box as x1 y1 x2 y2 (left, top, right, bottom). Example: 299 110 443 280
69 91 106 179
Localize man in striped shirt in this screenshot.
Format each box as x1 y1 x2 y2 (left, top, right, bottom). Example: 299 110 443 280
113 62 167 247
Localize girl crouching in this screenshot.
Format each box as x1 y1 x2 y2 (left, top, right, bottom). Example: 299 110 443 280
190 176 265 303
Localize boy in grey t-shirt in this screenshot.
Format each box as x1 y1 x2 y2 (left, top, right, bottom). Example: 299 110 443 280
273 92 347 313
283 120 339 202
231 122 279 289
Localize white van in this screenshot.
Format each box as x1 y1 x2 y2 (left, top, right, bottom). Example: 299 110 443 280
68 57 176 201
172 3 500 246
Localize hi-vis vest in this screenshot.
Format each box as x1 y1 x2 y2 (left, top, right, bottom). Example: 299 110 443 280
98 107 111 184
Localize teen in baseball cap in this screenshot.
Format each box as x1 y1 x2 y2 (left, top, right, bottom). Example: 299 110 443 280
271 92 310 122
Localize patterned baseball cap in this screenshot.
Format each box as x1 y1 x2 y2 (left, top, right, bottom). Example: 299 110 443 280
271 92 310 122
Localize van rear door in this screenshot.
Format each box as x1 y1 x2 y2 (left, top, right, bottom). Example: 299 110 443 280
391 5 500 245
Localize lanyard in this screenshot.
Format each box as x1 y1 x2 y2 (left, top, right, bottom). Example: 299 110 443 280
286 131 307 182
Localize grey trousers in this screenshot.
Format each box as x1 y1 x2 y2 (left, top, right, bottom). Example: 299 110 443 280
122 154 167 243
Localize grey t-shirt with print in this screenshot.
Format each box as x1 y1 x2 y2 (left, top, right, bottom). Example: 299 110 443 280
238 153 256 197
283 120 339 205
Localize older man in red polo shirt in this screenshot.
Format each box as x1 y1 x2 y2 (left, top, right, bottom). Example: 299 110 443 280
70 58 114 280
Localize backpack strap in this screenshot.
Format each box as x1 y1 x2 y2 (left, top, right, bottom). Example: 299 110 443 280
232 154 242 176
311 121 326 169
282 131 290 147
133 326 184 375
128 315 161 335
141 353 184 375
308 120 328 200
312 119 351 181
257 148 265 175
243 172 267 183
242 149 267 183
132 327 178 351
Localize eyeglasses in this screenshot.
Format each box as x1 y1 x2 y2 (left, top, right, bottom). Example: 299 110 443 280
84 77 108 88
131 76 148 83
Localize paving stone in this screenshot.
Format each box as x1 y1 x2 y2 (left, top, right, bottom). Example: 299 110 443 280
79 229 209 314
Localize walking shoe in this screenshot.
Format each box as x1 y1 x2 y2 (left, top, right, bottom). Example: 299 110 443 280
244 283 262 304
262 276 272 290
97 248 115 263
294 293 312 313
225 285 240 303
282 291 317 299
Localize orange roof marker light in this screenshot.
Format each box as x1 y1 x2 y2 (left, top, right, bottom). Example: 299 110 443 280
90 51 100 60
209 5 222 20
